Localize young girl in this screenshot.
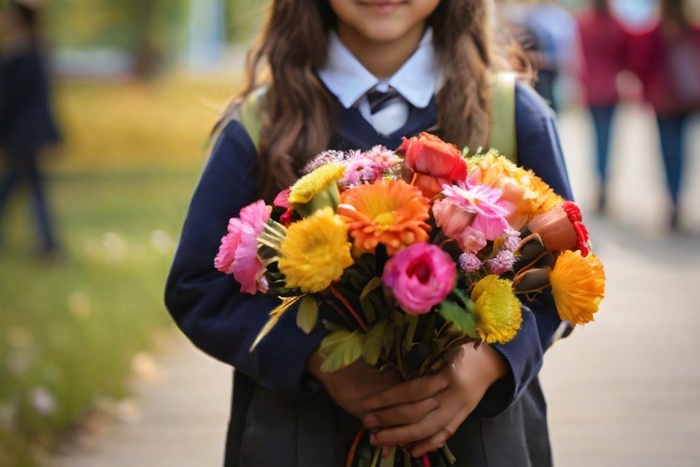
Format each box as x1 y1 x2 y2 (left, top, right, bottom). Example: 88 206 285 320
165 1 573 465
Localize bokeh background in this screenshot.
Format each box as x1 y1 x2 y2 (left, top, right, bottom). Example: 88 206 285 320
0 0 698 466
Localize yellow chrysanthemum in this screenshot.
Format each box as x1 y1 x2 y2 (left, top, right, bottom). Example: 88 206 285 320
469 151 563 228
549 250 605 325
471 275 522 344
278 207 354 293
528 175 564 215
289 163 345 204
336 180 430 256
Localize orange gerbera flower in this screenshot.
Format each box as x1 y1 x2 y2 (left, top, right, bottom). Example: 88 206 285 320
549 250 606 325
337 180 430 256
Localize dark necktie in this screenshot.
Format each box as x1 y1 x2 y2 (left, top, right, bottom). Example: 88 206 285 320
366 86 409 135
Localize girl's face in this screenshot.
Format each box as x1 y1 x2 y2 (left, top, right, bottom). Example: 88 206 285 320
328 0 441 51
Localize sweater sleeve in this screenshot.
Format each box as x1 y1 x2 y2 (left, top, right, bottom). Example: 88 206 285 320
473 82 574 417
164 120 325 400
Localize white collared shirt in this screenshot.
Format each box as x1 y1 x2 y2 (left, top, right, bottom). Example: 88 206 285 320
317 28 444 125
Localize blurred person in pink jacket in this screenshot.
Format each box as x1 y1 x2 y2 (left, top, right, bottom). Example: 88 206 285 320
576 0 634 214
632 0 700 231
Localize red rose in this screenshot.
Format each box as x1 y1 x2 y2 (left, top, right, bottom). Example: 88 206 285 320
397 132 468 197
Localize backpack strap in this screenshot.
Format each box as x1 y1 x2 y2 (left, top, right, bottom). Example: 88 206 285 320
488 71 517 163
238 86 269 151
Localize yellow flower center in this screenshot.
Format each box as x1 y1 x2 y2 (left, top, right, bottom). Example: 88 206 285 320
374 212 396 230
337 180 431 256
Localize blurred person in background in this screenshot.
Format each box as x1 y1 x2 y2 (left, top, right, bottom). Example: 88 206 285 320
0 0 61 259
576 0 634 213
494 0 537 78
503 0 580 113
632 0 700 231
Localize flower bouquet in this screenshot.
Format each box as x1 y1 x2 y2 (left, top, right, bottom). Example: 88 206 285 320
215 132 606 466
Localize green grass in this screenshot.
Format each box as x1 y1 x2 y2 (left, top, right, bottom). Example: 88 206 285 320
0 73 240 466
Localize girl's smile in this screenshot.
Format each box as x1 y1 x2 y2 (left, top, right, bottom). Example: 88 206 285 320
357 1 407 14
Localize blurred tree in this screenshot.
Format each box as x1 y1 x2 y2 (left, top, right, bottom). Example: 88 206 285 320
225 0 262 43
32 0 263 77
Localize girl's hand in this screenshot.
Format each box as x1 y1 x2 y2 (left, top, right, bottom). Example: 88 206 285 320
307 351 402 420
362 343 509 458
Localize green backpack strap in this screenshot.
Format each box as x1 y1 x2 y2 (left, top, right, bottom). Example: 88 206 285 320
238 86 269 151
488 71 517 164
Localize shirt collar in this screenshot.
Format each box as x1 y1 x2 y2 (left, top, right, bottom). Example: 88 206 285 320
317 27 443 109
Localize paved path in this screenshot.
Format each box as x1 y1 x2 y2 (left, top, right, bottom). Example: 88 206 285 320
49 104 700 466
50 341 231 467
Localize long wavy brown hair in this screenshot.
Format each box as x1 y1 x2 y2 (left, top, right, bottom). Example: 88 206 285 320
237 0 504 201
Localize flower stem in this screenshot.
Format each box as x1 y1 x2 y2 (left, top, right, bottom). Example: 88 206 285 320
395 327 408 380
346 427 365 467
327 301 355 329
329 284 368 332
441 443 457 465
370 446 381 467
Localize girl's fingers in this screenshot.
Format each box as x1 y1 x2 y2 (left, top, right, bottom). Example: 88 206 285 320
363 397 439 429
407 427 455 458
362 373 448 411
369 396 469 450
369 406 445 446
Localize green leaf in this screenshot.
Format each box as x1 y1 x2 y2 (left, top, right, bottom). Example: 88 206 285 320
360 276 383 323
438 300 477 338
391 308 404 326
402 314 419 352
452 287 472 308
296 295 319 334
318 330 364 372
382 320 396 355
362 321 387 366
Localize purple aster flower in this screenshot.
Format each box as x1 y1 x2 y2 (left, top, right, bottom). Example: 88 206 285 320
486 250 517 275
459 252 482 273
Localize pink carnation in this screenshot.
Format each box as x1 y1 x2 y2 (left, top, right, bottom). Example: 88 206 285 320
214 200 272 294
441 181 514 241
382 243 457 315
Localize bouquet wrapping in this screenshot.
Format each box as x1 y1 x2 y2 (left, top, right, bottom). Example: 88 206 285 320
215 132 606 466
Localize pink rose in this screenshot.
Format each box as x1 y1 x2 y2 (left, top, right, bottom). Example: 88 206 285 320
382 243 457 315
214 200 272 294
456 226 487 253
397 133 467 198
432 198 475 241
